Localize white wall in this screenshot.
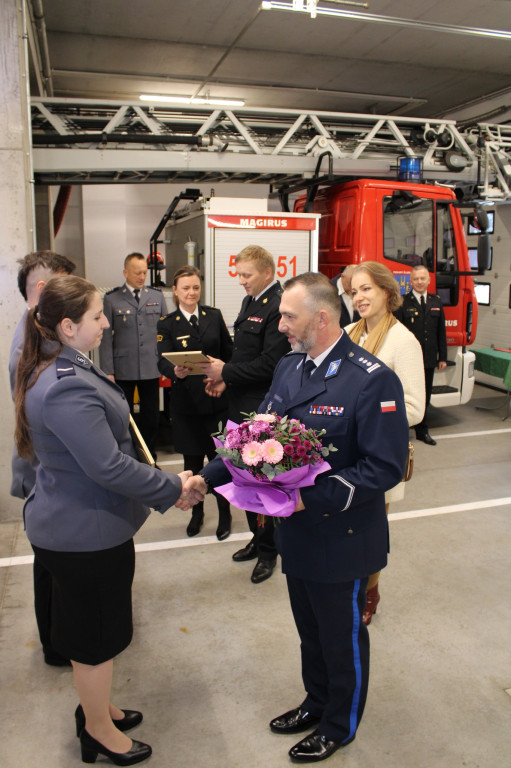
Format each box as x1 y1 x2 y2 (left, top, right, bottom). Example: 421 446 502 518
55 183 269 289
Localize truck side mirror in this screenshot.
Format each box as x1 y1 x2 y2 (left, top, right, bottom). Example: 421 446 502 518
477 233 491 272
474 205 490 232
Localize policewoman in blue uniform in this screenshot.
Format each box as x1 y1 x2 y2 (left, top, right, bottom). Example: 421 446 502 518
99 252 168 457
14 276 193 767
195 273 409 762
198 245 290 584
157 265 233 540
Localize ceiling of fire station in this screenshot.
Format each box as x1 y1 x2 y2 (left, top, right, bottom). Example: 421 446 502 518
30 0 511 123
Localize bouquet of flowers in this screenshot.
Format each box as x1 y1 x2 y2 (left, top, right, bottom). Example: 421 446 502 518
212 413 337 518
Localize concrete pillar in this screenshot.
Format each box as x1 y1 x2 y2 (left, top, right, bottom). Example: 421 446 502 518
0 0 36 521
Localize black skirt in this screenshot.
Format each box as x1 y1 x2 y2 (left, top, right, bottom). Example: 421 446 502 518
32 539 135 665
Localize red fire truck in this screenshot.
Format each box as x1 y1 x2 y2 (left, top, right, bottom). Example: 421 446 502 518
294 177 490 407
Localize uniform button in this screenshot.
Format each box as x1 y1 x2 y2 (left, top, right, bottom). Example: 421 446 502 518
323 513 330 518
347 528 354 534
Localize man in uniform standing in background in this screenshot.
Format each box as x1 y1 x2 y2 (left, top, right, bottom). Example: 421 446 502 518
10 250 76 666
395 264 447 446
99 252 167 457
199 245 290 584
331 264 360 328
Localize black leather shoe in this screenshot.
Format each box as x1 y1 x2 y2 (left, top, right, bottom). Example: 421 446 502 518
80 728 152 765
289 729 355 763
232 539 258 562
186 511 204 537
416 432 436 446
270 707 321 734
216 511 232 541
251 558 276 584
75 705 143 737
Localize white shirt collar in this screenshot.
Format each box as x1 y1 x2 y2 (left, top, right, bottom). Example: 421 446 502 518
179 306 199 322
413 290 427 303
254 279 277 302
305 333 343 372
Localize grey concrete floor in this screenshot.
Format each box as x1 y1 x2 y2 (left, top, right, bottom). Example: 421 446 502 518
0 384 510 768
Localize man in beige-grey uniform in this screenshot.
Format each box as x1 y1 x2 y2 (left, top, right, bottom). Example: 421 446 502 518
99 252 167 456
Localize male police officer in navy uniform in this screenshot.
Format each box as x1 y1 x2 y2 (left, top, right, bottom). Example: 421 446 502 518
192 272 409 762
10 250 76 666
199 245 290 583
395 264 447 445
99 252 167 456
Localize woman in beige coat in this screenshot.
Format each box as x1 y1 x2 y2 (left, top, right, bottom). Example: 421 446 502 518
346 261 425 624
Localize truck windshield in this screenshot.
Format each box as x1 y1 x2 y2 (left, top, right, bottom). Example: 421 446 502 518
383 197 434 270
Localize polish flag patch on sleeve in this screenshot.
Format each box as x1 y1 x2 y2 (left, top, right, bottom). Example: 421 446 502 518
380 400 397 412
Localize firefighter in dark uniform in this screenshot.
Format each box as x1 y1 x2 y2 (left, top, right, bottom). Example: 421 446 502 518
99 252 168 457
193 273 409 762
157 265 233 541
198 245 290 584
395 264 447 445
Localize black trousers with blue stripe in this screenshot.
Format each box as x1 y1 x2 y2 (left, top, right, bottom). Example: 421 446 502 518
286 575 369 743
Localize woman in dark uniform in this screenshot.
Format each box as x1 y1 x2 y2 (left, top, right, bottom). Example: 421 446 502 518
14 276 192 766
157 266 233 540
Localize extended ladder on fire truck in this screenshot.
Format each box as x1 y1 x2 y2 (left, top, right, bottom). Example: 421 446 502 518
31 97 511 200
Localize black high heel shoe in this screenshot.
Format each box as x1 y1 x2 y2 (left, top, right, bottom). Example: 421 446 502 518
80 728 152 765
75 705 143 737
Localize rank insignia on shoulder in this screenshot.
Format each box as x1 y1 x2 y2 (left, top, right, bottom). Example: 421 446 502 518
201 310 206 316
358 356 380 373
309 404 344 416
157 334 163 342
326 359 341 377
263 298 268 303
56 358 77 378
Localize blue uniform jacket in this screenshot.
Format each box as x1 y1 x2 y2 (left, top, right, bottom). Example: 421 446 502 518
203 332 409 583
23 344 182 552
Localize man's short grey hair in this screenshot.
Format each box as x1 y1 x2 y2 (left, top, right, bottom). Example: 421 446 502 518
284 272 341 318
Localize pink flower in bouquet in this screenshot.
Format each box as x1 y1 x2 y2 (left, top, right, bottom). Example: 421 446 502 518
224 431 242 450
261 439 284 464
241 441 264 466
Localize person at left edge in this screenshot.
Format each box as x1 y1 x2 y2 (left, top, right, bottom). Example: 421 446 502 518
99 252 168 457
157 265 234 541
14 275 198 766
9 250 76 667
189 273 409 762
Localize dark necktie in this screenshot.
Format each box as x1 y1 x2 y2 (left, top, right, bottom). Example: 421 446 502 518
420 295 426 312
133 288 140 303
302 359 316 383
189 314 198 329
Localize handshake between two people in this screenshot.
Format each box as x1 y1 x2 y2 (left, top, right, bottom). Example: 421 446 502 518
175 471 209 511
